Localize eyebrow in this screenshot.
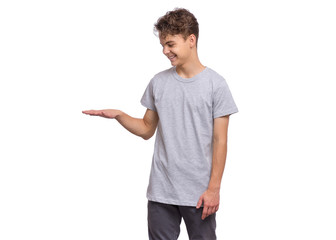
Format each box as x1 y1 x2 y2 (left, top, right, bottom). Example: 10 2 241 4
161 41 175 46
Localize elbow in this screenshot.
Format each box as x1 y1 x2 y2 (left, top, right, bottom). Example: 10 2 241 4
142 119 157 140
141 132 153 140
142 135 150 140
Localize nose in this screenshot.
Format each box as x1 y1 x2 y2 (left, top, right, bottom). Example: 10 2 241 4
162 46 169 55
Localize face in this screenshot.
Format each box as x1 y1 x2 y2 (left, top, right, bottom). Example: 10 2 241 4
159 34 193 67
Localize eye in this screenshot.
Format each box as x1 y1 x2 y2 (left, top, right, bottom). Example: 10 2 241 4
168 44 174 47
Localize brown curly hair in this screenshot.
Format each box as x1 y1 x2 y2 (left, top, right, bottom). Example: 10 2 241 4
154 8 199 46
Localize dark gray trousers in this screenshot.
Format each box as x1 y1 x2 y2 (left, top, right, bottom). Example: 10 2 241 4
147 201 216 240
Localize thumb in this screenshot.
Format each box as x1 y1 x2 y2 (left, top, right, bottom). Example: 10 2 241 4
196 195 204 209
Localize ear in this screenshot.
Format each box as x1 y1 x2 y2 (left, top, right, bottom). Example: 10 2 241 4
188 34 197 48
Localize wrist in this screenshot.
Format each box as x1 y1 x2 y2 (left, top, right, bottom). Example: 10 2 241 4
115 110 123 120
207 186 220 193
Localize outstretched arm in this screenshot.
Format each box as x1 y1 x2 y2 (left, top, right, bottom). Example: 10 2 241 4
196 115 229 220
82 108 159 140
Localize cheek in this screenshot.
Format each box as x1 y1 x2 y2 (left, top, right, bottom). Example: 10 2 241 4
171 47 180 55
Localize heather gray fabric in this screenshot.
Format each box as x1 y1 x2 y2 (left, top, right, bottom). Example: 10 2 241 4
140 66 238 206
148 201 216 240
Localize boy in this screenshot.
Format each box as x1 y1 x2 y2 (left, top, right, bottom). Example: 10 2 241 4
82 8 238 240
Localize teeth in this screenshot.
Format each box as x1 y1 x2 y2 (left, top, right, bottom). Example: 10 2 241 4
169 55 176 59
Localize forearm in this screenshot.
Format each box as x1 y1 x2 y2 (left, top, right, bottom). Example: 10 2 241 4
208 141 227 191
115 110 149 139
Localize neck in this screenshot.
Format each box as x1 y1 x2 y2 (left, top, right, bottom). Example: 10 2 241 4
175 52 205 79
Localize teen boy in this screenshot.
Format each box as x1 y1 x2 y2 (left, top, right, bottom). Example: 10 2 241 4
82 8 238 240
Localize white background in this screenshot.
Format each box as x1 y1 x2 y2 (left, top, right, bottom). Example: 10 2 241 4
1 0 335 239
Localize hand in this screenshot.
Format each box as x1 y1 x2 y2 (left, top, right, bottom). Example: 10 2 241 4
82 109 121 119
196 189 220 220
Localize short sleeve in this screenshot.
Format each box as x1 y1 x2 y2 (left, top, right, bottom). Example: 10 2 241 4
140 78 157 112
212 78 238 119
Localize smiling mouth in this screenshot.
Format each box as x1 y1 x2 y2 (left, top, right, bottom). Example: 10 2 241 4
168 55 176 60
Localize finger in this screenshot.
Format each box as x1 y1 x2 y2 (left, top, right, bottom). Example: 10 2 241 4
211 207 217 215
82 110 97 115
207 206 213 217
205 206 214 219
196 196 203 209
215 205 219 212
84 110 103 116
202 206 208 220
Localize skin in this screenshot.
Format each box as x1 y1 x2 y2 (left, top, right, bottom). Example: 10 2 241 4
82 32 230 220
196 115 229 220
159 33 206 78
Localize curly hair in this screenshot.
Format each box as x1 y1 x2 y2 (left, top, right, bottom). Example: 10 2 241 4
154 8 199 46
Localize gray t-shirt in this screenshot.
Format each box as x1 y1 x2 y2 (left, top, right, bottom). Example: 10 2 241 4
140 66 238 206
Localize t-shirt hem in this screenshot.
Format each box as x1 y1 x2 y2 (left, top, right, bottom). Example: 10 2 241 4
140 100 156 112
214 108 239 119
147 194 197 207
